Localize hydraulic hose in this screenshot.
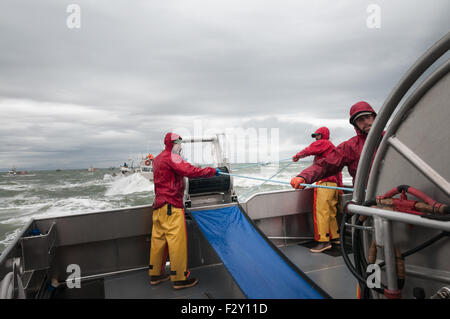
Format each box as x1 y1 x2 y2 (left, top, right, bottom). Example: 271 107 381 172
378 231 449 268
352 215 364 296
353 216 371 298
339 211 386 296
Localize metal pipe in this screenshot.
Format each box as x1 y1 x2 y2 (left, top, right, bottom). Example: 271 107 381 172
366 59 450 201
345 223 374 231
181 137 218 143
58 266 149 287
347 204 450 232
405 265 450 285
180 135 224 166
382 219 398 291
388 136 450 197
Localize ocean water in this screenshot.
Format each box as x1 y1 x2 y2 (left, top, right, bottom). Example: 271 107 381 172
0 163 352 253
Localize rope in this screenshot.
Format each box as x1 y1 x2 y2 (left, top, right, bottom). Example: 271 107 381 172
219 172 354 192
239 161 295 199
231 157 295 171
232 162 269 171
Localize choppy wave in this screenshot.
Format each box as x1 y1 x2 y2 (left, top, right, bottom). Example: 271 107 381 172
0 165 351 253
0 229 22 250
0 198 118 226
105 173 154 196
44 180 107 191
0 184 35 192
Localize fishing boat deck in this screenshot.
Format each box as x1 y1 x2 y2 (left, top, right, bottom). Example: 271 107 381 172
52 263 243 299
280 244 357 299
52 243 357 299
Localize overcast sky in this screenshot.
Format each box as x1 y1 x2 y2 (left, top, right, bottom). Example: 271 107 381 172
0 0 449 170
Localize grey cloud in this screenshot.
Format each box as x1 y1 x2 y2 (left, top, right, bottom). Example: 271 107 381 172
0 0 449 169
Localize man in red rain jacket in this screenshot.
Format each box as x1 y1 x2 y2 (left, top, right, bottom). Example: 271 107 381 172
292 127 343 253
291 101 377 190
149 132 218 290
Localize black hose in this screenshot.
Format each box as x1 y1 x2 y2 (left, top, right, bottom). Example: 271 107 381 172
343 212 449 296
340 212 385 296
352 215 366 297
354 217 371 298
340 212 364 282
354 217 369 270
378 231 449 268
359 223 370 269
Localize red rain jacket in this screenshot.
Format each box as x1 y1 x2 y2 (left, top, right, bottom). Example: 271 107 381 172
152 133 216 210
298 102 377 186
294 127 342 186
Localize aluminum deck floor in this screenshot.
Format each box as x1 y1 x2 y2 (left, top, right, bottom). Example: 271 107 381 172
76 244 357 299
279 244 357 299
104 263 243 299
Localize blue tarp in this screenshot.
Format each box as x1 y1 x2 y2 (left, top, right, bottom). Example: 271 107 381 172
190 205 328 299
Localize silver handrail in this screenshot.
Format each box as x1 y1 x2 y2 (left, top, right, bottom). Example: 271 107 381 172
346 204 450 232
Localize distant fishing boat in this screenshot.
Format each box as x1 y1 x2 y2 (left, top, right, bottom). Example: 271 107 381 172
136 154 154 181
88 166 98 172
119 161 133 175
3 167 35 177
119 155 154 181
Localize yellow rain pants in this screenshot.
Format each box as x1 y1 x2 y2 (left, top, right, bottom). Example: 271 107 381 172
149 203 189 282
313 181 340 242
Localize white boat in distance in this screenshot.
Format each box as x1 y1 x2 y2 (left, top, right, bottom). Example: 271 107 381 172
3 167 35 177
120 154 154 181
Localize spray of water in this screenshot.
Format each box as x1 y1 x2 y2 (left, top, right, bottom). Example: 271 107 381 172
105 173 154 196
